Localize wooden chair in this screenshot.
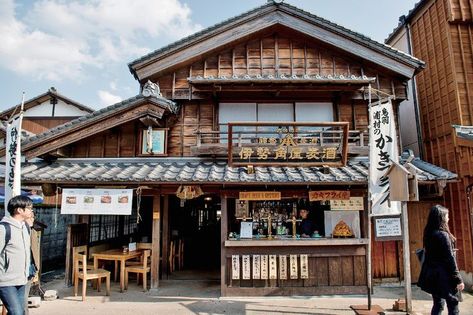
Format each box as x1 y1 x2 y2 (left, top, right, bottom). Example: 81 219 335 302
125 250 151 291
126 243 152 267
73 253 110 301
72 245 94 285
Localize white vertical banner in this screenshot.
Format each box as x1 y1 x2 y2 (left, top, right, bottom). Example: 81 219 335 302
369 98 401 215
4 108 24 211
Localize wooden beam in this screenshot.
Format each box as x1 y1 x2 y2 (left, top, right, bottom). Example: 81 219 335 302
220 195 228 297
162 195 169 277
151 194 161 290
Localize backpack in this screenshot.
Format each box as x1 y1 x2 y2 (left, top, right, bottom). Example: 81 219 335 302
0 222 12 271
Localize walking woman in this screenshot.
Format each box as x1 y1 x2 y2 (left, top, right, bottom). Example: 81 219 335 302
418 205 464 314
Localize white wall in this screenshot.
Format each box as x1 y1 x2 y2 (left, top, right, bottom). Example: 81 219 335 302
388 29 421 157
25 99 90 117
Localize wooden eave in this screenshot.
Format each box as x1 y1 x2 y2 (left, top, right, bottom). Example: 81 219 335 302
131 7 422 81
5 98 173 159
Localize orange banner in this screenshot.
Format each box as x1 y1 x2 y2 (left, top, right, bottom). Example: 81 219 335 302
308 190 350 201
239 191 281 201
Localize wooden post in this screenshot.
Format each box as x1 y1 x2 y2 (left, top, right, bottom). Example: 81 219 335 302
162 195 169 277
220 195 228 297
401 201 412 313
150 194 161 291
367 200 372 309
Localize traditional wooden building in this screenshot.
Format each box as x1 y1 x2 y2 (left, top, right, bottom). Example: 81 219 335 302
387 0 473 274
1 1 458 295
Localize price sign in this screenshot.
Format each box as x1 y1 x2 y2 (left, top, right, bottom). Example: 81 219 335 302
374 215 403 241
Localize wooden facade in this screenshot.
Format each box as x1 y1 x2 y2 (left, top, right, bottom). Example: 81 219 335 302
14 2 437 296
389 0 473 272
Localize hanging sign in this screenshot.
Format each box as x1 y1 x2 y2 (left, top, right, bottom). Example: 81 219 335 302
252 255 261 279
231 255 240 280
261 255 268 279
290 255 298 279
369 98 401 215
279 255 287 280
239 191 281 201
300 254 309 279
228 122 349 167
329 197 364 211
61 189 133 215
373 215 403 241
4 112 24 210
309 190 350 201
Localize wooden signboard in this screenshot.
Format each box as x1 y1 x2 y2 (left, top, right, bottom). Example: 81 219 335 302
252 255 261 279
300 254 309 279
239 191 281 201
279 255 287 280
309 190 350 201
261 255 268 279
330 197 364 210
373 215 403 241
269 255 277 279
242 255 251 279
290 255 298 279
231 255 240 280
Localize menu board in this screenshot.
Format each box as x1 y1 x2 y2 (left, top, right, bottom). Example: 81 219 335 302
374 216 403 241
61 189 133 215
330 197 364 210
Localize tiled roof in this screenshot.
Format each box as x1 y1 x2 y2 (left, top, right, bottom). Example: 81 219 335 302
129 2 424 78
21 93 177 148
16 157 456 185
188 74 376 84
385 0 426 43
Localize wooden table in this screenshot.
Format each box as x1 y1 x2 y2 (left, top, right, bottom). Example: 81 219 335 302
93 249 143 292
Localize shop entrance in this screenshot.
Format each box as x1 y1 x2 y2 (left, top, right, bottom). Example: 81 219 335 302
168 195 221 280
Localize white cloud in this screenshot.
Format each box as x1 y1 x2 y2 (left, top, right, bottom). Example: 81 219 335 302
98 90 122 107
0 0 202 80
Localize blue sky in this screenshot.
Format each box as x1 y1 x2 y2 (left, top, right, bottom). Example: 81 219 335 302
0 0 418 111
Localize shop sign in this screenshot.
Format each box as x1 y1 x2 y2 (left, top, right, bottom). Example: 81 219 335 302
309 190 350 201
239 191 281 200
228 122 349 167
329 197 364 210
61 188 133 215
374 215 403 241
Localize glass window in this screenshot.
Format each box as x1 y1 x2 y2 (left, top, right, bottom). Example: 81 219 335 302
295 102 333 122
257 103 293 121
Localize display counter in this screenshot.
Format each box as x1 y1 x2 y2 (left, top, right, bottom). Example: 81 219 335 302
225 238 369 247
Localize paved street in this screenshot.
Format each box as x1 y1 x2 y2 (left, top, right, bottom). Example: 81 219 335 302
28 277 473 315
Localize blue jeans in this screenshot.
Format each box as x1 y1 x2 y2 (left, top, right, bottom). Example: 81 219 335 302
0 285 26 315
432 294 459 315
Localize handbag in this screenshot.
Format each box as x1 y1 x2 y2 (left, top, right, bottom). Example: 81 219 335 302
415 248 425 265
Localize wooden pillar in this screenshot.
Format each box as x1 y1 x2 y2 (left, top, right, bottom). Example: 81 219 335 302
151 195 161 291
402 201 412 313
162 195 169 277
220 195 228 297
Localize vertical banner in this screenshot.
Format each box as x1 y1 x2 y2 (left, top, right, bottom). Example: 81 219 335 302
231 255 240 280
252 255 261 279
4 112 24 210
242 255 251 280
279 255 287 280
369 98 401 215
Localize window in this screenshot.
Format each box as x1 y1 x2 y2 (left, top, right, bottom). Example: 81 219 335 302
295 103 333 122
141 128 167 155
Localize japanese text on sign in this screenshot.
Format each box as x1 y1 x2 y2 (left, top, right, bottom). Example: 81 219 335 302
309 190 350 201
239 191 281 200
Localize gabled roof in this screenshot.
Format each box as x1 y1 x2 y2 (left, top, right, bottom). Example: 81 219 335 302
0 83 178 158
129 1 424 80
0 87 94 120
14 156 456 185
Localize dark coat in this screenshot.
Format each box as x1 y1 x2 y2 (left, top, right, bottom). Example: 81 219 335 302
417 230 462 298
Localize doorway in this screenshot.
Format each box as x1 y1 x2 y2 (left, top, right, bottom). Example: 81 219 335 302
168 195 221 280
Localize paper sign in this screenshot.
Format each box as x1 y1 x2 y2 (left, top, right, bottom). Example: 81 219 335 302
290 255 298 279
231 255 240 280
330 197 364 210
300 254 309 279
279 255 287 280
242 255 251 279
269 255 277 279
374 216 403 241
261 255 268 279
252 255 261 279
128 242 137 252
240 221 253 239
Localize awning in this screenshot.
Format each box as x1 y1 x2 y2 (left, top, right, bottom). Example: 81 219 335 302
15 157 457 185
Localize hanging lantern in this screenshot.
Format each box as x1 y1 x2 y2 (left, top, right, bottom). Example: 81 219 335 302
176 185 204 201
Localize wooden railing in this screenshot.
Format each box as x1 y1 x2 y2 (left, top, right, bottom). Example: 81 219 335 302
191 124 368 156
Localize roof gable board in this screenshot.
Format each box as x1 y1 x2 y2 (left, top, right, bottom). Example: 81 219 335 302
130 3 424 81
